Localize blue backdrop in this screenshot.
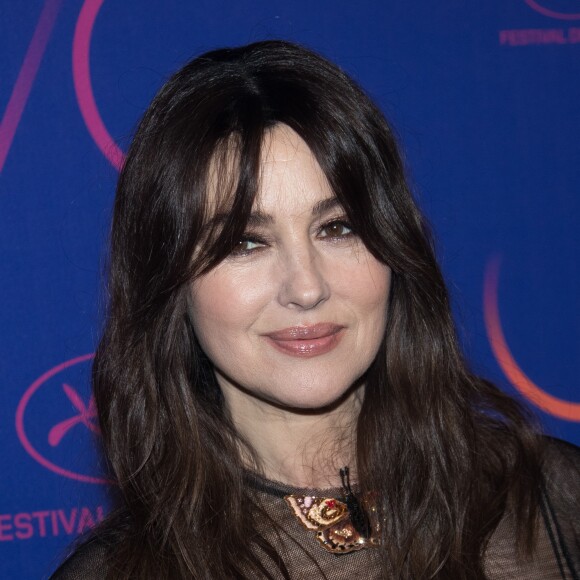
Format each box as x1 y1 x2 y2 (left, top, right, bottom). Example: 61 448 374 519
1 1 579 578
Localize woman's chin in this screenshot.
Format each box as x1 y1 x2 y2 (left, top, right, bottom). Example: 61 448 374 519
254 381 363 414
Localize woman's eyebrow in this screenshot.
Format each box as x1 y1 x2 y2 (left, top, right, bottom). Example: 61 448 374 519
312 196 341 217
200 197 340 235
200 211 273 236
247 197 340 223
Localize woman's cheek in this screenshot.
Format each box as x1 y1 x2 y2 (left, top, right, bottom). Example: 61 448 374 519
190 264 270 332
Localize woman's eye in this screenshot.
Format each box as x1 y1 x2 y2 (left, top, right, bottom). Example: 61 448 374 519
318 221 353 239
231 237 265 255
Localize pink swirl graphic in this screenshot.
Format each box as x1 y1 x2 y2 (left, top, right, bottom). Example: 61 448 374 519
0 0 63 174
483 256 580 421
47 383 100 446
73 0 125 171
525 0 580 20
15 353 110 484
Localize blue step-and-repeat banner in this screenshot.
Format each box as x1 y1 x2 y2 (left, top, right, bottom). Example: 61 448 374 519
1 1 579 578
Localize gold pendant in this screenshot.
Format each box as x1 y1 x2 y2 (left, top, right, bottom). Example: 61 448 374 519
284 494 379 554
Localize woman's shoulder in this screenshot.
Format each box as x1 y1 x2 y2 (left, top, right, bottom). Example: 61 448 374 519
50 507 136 580
539 436 580 575
541 436 580 493
539 436 580 527
49 536 109 580
49 510 129 580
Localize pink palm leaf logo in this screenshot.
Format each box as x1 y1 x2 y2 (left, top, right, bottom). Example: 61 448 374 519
48 384 101 446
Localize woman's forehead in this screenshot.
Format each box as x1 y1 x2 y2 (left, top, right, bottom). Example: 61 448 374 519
204 124 337 220
255 125 335 216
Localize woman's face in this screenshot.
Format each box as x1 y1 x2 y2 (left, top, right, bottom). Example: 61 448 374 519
189 125 391 410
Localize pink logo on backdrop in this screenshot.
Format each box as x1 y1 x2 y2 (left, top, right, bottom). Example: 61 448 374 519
47 383 100 446
73 0 125 171
525 0 580 20
1 0 125 174
0 0 64 174
483 257 580 422
15 354 109 484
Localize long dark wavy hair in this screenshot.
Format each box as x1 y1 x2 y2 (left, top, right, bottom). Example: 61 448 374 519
91 40 542 578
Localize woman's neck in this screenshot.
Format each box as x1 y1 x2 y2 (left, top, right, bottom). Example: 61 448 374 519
221 383 362 488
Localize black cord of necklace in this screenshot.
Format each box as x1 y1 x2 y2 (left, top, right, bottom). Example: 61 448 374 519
339 466 371 539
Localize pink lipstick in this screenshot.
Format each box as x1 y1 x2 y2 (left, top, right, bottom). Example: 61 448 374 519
264 323 345 358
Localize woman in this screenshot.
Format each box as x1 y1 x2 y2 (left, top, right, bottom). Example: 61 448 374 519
52 40 579 579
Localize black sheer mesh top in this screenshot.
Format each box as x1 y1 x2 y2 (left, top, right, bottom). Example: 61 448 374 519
49 437 580 579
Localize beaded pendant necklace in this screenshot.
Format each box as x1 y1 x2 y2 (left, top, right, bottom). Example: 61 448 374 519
284 467 379 554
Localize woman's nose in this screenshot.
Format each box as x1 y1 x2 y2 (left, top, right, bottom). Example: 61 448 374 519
277 249 330 310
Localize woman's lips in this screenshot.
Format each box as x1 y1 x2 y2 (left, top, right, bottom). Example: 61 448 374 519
264 323 345 357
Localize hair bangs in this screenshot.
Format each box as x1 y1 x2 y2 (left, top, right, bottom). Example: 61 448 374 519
192 127 264 278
